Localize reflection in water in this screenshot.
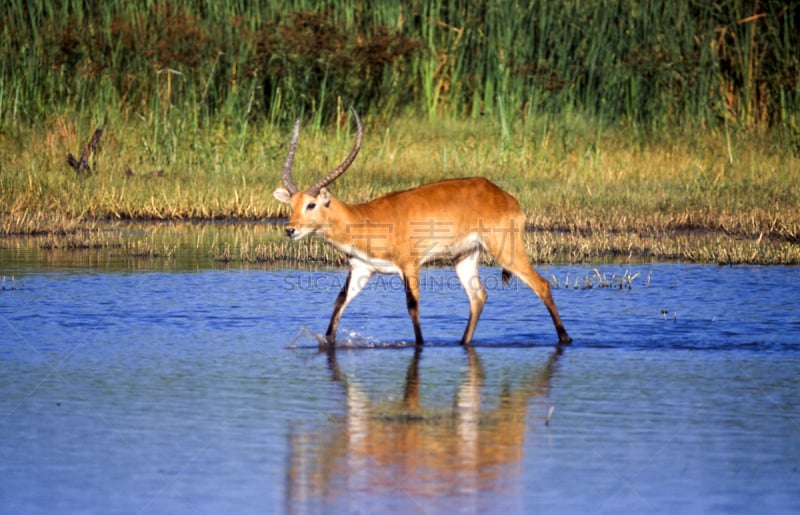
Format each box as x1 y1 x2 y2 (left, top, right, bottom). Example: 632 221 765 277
287 345 564 511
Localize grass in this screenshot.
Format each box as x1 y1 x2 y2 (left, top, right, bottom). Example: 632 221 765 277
1 2 798 264
3 1 798 130
2 113 799 264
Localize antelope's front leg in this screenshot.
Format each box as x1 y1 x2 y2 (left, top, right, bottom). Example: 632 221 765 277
403 272 424 344
325 263 373 344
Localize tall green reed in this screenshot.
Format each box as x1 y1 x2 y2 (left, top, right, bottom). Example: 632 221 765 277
1 0 797 138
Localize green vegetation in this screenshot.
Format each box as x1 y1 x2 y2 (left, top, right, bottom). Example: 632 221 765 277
1 1 798 264
3 1 798 127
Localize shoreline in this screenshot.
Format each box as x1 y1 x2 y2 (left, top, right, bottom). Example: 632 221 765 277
2 218 797 266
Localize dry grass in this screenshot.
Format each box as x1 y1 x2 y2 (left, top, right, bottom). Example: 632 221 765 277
1 115 798 265
3 219 797 266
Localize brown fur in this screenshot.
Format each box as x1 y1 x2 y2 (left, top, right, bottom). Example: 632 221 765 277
276 176 571 345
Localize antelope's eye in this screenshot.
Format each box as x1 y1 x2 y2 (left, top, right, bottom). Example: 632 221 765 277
306 202 316 211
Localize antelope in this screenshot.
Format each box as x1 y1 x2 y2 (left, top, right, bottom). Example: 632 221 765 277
273 108 571 345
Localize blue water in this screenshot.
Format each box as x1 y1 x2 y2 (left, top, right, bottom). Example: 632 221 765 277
1 257 799 514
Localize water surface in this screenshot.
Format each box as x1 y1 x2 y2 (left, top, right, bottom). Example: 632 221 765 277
1 241 798 514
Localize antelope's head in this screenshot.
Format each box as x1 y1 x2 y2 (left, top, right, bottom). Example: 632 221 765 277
273 107 363 240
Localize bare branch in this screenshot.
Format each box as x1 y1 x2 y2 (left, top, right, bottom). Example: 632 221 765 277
281 118 301 195
67 128 103 174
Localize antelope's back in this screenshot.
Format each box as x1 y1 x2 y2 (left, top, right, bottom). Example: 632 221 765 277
353 177 524 257
368 177 521 220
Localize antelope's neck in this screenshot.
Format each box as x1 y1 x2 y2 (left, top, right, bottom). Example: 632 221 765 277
322 199 399 271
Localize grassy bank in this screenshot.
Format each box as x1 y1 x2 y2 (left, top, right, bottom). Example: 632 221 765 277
1 1 798 264
2 113 798 264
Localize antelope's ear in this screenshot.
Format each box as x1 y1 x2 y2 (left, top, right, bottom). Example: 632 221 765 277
318 187 332 207
273 188 292 204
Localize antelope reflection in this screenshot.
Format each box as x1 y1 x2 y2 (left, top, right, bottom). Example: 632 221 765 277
287 345 563 508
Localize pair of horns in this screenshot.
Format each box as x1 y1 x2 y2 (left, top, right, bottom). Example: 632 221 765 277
281 106 363 197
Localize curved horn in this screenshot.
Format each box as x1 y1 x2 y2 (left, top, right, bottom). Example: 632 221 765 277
281 118 301 195
306 106 363 196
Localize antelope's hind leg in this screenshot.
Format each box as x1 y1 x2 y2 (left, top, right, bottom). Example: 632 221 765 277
487 227 571 344
508 256 571 344
454 250 487 345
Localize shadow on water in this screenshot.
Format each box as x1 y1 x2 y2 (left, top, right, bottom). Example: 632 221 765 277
286 344 565 512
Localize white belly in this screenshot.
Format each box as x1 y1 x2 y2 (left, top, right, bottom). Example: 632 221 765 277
418 232 483 265
335 242 402 274
330 233 483 274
